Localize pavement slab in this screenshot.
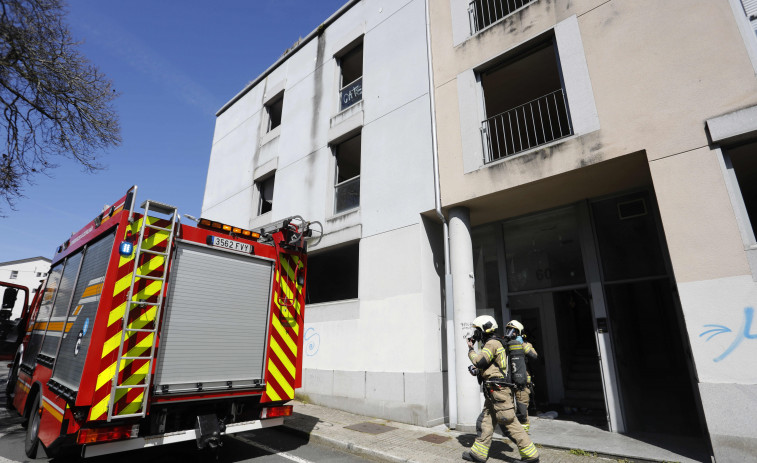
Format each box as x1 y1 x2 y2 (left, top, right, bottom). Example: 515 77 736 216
282 400 710 463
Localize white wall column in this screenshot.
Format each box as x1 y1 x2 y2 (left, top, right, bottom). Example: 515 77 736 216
449 206 480 429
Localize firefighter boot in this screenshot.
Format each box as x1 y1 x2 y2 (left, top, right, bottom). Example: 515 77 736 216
462 450 487 462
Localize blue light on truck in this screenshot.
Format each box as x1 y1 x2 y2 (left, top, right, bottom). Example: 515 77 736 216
118 241 133 257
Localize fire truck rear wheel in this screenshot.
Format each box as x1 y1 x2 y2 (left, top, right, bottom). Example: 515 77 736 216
24 393 40 459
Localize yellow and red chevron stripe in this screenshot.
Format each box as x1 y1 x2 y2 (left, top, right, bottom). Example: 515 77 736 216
262 252 305 403
88 215 172 421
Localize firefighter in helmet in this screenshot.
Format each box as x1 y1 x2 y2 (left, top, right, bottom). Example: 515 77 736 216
506 320 539 433
463 315 539 463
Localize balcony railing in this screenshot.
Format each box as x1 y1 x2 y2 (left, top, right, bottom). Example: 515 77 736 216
340 77 363 112
469 0 536 34
335 176 360 214
481 89 572 163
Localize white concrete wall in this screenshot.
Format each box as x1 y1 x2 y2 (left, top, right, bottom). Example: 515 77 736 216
0 259 50 318
201 0 442 425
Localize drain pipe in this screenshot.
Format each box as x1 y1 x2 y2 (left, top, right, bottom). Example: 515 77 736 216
424 0 457 430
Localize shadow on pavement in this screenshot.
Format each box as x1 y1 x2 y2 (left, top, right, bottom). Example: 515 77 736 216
456 433 517 462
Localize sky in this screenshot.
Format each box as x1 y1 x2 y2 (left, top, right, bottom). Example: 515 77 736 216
0 0 348 263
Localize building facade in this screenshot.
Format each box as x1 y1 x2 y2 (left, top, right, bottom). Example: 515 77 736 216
201 0 445 426
429 0 757 460
0 257 50 318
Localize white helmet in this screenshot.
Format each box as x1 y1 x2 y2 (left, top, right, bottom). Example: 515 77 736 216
472 315 498 335
506 320 524 338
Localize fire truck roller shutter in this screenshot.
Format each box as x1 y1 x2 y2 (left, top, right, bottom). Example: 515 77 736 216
52 230 116 390
154 241 274 393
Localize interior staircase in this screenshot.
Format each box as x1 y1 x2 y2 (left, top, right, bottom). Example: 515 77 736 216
561 348 605 412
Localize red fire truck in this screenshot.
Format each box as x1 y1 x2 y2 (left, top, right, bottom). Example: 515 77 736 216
6 186 312 458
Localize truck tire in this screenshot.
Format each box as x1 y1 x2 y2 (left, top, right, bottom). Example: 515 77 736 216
24 393 40 459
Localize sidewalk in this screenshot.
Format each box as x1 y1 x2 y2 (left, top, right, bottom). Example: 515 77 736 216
282 401 710 463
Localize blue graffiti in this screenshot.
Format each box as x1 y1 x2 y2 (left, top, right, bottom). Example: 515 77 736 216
700 307 757 362
304 327 320 357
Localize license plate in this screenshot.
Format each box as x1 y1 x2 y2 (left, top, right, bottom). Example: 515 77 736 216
208 236 252 254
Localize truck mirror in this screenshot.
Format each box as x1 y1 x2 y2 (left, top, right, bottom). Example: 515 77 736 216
2 288 18 309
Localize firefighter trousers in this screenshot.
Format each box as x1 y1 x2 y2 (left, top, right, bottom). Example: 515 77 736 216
515 387 531 431
470 388 538 461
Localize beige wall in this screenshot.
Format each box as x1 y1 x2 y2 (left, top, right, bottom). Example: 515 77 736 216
650 146 750 282
430 0 757 282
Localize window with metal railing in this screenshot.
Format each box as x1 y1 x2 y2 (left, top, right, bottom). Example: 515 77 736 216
480 39 572 163
338 44 363 112
469 0 536 34
482 89 571 162
334 134 361 214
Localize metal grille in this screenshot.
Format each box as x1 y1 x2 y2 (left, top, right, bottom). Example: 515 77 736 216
469 0 536 34
481 89 572 163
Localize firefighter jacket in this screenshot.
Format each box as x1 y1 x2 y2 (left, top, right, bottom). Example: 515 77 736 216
468 337 507 381
523 341 538 383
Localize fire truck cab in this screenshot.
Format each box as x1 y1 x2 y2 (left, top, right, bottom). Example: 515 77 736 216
7 185 312 458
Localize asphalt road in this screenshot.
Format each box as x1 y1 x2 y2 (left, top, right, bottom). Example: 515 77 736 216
1 374 373 463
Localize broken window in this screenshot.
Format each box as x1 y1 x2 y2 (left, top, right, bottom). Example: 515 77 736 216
306 243 359 304
256 174 275 215
469 0 536 34
334 134 361 214
339 43 363 111
265 94 283 132
480 38 572 162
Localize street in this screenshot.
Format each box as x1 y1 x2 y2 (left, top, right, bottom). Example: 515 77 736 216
1 375 373 463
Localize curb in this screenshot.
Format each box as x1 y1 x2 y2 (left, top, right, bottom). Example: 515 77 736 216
281 424 415 463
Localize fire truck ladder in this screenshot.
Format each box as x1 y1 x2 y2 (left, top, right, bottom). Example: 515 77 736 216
107 200 178 421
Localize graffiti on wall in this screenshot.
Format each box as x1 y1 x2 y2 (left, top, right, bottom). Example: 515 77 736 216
304 327 320 357
699 307 757 362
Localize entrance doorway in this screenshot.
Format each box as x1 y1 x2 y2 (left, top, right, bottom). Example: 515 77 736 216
591 192 702 436
509 288 606 426
503 207 607 426
471 191 705 436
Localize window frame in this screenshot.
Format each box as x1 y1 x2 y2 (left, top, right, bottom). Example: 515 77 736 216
305 242 360 304
708 105 757 280
336 41 364 113
476 37 573 164
332 133 362 215
264 93 284 133
730 0 757 74
9 270 18 279
255 173 275 216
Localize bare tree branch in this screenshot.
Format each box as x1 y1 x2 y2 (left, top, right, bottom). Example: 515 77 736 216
0 0 121 212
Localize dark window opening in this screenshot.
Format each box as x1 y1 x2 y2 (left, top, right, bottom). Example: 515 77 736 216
339 44 363 111
9 270 18 279
727 142 757 239
480 39 572 162
334 134 361 213
306 243 359 304
266 95 283 132
257 174 275 215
